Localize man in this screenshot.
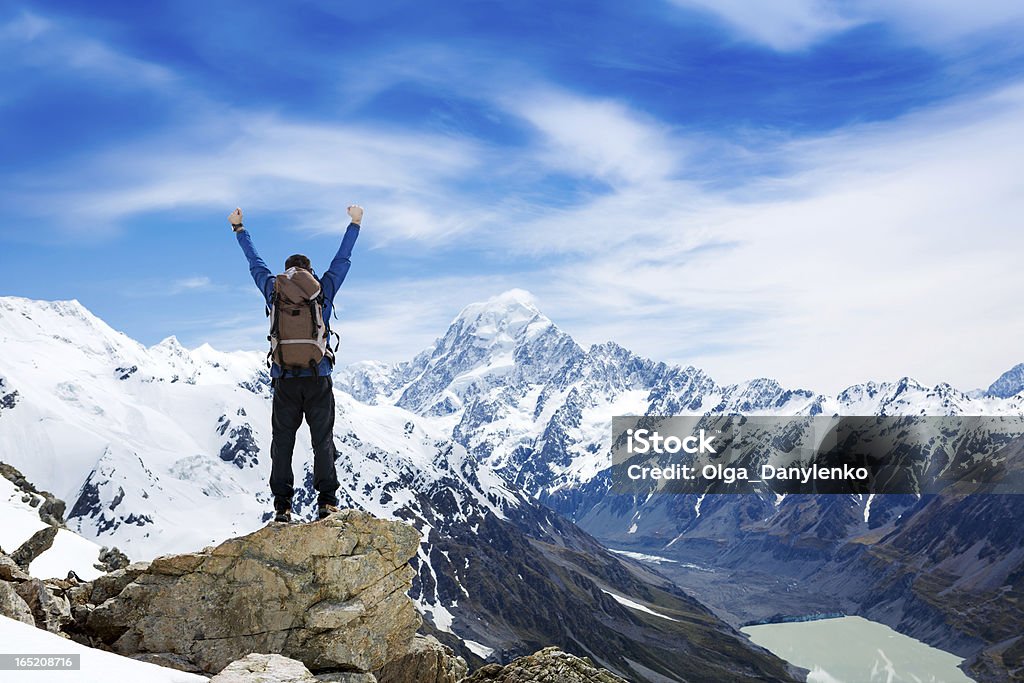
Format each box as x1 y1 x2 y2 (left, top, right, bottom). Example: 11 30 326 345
229 204 362 522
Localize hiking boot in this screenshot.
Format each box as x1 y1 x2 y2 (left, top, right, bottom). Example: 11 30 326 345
318 504 340 520
274 508 292 523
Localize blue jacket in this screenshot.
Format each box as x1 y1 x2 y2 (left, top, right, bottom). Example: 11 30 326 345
236 223 360 378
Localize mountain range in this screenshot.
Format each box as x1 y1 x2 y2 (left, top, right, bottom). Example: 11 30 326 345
2 290 1022 681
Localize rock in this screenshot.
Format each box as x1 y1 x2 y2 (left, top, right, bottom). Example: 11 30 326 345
11 526 58 569
85 561 151 604
78 510 421 674
0 580 34 624
130 652 207 674
210 654 317 682
15 578 71 633
461 647 627 683
0 462 67 526
375 634 467 683
0 552 30 582
94 546 131 572
315 674 378 682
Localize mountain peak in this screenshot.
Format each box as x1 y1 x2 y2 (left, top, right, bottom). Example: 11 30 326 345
454 289 541 324
987 362 1024 399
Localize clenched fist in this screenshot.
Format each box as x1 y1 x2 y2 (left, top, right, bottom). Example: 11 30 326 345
347 205 363 225
227 207 244 232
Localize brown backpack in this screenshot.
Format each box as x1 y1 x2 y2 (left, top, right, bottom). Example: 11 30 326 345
267 268 333 375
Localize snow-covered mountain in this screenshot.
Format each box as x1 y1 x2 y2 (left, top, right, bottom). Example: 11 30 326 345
328 289 1024 681
337 289 1024 508
6 290 1022 556
0 295 798 682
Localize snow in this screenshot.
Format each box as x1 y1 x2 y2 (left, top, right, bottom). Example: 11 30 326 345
463 639 495 659
0 615 206 683
29 529 105 581
600 590 679 622
1 473 105 581
0 476 49 551
427 605 455 633
608 549 677 565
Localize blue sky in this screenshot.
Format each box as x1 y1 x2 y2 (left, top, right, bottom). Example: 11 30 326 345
2 1 1024 392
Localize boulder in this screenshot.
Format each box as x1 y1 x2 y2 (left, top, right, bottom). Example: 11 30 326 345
78 510 421 674
11 526 58 568
15 578 71 633
0 580 34 625
375 634 467 683
462 647 627 683
95 546 131 572
210 653 317 682
0 552 30 582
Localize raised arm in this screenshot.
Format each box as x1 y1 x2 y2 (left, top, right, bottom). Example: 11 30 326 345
321 205 363 302
228 207 275 305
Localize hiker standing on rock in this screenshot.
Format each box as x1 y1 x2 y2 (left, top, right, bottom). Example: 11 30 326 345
229 204 362 523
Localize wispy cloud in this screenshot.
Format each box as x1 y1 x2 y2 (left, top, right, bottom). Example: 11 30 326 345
0 10 175 86
3 111 485 241
667 0 855 51
170 276 212 293
666 0 1024 51
502 89 682 187
490 83 1024 392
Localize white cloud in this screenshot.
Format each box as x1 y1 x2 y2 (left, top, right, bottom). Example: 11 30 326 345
0 10 174 86
492 83 1024 393
10 112 484 242
170 276 212 293
504 90 681 186
666 0 857 50
666 0 1024 51
856 0 1024 45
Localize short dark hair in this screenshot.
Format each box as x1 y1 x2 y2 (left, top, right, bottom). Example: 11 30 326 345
285 254 311 271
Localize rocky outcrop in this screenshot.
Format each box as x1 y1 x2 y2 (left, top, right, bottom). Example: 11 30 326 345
10 526 58 568
0 549 73 631
0 552 30 582
463 647 627 682
0 461 67 526
375 634 467 683
94 545 131 572
210 654 319 682
73 510 421 675
0 579 34 624
15 578 72 632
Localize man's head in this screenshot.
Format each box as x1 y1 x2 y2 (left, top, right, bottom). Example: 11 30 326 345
285 254 312 272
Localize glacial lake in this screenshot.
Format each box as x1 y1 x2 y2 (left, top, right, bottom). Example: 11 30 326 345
741 616 974 683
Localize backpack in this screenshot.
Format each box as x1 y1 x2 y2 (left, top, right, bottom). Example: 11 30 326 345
266 268 335 375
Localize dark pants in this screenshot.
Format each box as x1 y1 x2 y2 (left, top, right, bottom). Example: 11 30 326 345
270 375 339 511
